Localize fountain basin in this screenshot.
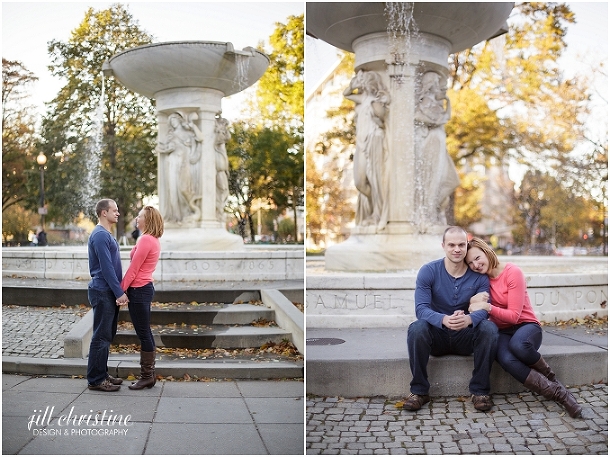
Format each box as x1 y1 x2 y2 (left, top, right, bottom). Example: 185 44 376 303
2 247 303 283
306 2 513 54
103 41 270 98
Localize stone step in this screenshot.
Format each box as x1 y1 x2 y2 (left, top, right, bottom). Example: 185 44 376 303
113 325 292 349
118 303 274 325
2 355 304 380
306 327 608 398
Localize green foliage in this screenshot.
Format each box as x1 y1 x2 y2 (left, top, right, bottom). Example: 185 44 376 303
38 4 156 233
228 14 304 242
226 121 302 241
277 217 295 241
2 205 37 245
253 14 304 130
2 59 39 213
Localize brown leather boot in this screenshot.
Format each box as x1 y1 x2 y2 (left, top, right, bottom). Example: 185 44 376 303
129 350 156 390
523 369 582 418
529 356 557 382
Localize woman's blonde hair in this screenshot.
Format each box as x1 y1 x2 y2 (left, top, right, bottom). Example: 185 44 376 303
141 206 164 238
467 236 499 270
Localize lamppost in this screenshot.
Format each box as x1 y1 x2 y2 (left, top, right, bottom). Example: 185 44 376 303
36 152 47 229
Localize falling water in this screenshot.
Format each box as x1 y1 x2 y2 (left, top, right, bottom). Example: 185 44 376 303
82 74 105 213
233 54 250 92
384 3 427 231
384 2 419 62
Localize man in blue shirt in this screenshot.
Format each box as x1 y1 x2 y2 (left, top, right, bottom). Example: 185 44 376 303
86 199 129 392
404 226 498 412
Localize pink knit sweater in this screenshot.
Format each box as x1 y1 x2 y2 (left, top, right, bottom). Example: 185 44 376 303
120 234 161 290
489 263 540 329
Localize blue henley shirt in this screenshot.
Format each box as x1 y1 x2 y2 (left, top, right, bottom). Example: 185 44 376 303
414 258 490 329
88 225 124 298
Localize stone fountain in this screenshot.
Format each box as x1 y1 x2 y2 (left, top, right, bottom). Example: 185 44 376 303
305 2 607 328
3 41 303 286
308 2 514 272
103 41 269 251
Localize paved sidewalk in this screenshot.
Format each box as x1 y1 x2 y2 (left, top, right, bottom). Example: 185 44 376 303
3 374 304 455
2 305 85 359
306 384 608 455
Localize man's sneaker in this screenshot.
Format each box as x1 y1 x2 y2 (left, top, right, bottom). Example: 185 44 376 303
88 379 120 392
472 394 493 411
402 393 431 411
106 374 123 385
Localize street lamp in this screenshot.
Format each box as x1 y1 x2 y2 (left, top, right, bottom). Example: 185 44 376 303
36 152 47 229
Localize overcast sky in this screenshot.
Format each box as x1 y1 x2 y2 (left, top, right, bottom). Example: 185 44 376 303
2 1 607 124
2 1 304 120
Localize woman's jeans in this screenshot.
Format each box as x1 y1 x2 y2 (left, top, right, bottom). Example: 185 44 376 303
86 287 120 386
127 282 155 352
407 319 498 396
496 323 542 384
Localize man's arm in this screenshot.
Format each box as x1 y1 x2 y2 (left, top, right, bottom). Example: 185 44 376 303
414 264 446 328
93 233 127 300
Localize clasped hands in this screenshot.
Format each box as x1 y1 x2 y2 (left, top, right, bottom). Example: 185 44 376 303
116 293 129 307
442 310 472 331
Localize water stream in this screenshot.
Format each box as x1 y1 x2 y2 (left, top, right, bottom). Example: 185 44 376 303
81 74 105 213
233 54 251 92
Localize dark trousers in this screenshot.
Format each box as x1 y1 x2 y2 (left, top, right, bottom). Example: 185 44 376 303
407 319 498 396
127 282 155 352
87 287 120 385
496 323 542 384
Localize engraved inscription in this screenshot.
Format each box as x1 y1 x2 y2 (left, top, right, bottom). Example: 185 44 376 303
533 288 608 307
308 293 409 311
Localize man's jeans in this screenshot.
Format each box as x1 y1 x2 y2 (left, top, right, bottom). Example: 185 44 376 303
407 319 498 396
127 282 155 352
86 287 120 386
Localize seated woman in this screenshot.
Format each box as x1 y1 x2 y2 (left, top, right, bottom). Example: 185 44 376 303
465 237 582 418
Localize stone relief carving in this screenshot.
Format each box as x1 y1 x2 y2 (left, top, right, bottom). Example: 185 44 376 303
414 71 460 226
156 111 204 223
344 70 391 231
214 116 231 222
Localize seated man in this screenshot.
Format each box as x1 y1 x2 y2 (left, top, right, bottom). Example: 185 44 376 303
405 226 498 412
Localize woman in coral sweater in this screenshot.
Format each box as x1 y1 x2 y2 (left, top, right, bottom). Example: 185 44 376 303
465 237 582 418
120 206 164 390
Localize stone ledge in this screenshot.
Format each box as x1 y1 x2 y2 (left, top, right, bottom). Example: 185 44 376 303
305 327 608 397
2 356 304 380
64 309 93 358
262 289 305 354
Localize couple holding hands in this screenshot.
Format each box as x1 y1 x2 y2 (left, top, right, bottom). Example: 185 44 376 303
85 199 163 392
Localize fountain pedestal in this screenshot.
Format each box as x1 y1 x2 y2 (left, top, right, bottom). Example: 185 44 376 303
307 3 513 271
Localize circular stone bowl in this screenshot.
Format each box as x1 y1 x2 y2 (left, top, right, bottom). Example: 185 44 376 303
306 2 514 54
104 41 270 98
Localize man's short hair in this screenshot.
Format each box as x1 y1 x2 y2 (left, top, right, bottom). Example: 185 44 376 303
95 199 115 217
442 226 468 243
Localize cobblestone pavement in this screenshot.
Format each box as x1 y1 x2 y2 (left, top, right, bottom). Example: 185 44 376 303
2 305 87 358
306 384 608 455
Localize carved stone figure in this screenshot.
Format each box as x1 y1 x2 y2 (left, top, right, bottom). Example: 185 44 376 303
344 70 391 230
156 112 203 223
214 116 231 222
414 71 460 225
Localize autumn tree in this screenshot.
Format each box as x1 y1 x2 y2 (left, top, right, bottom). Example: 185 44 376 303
38 4 156 235
2 59 38 212
309 4 602 247
447 3 592 227
514 169 595 249
228 14 304 242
